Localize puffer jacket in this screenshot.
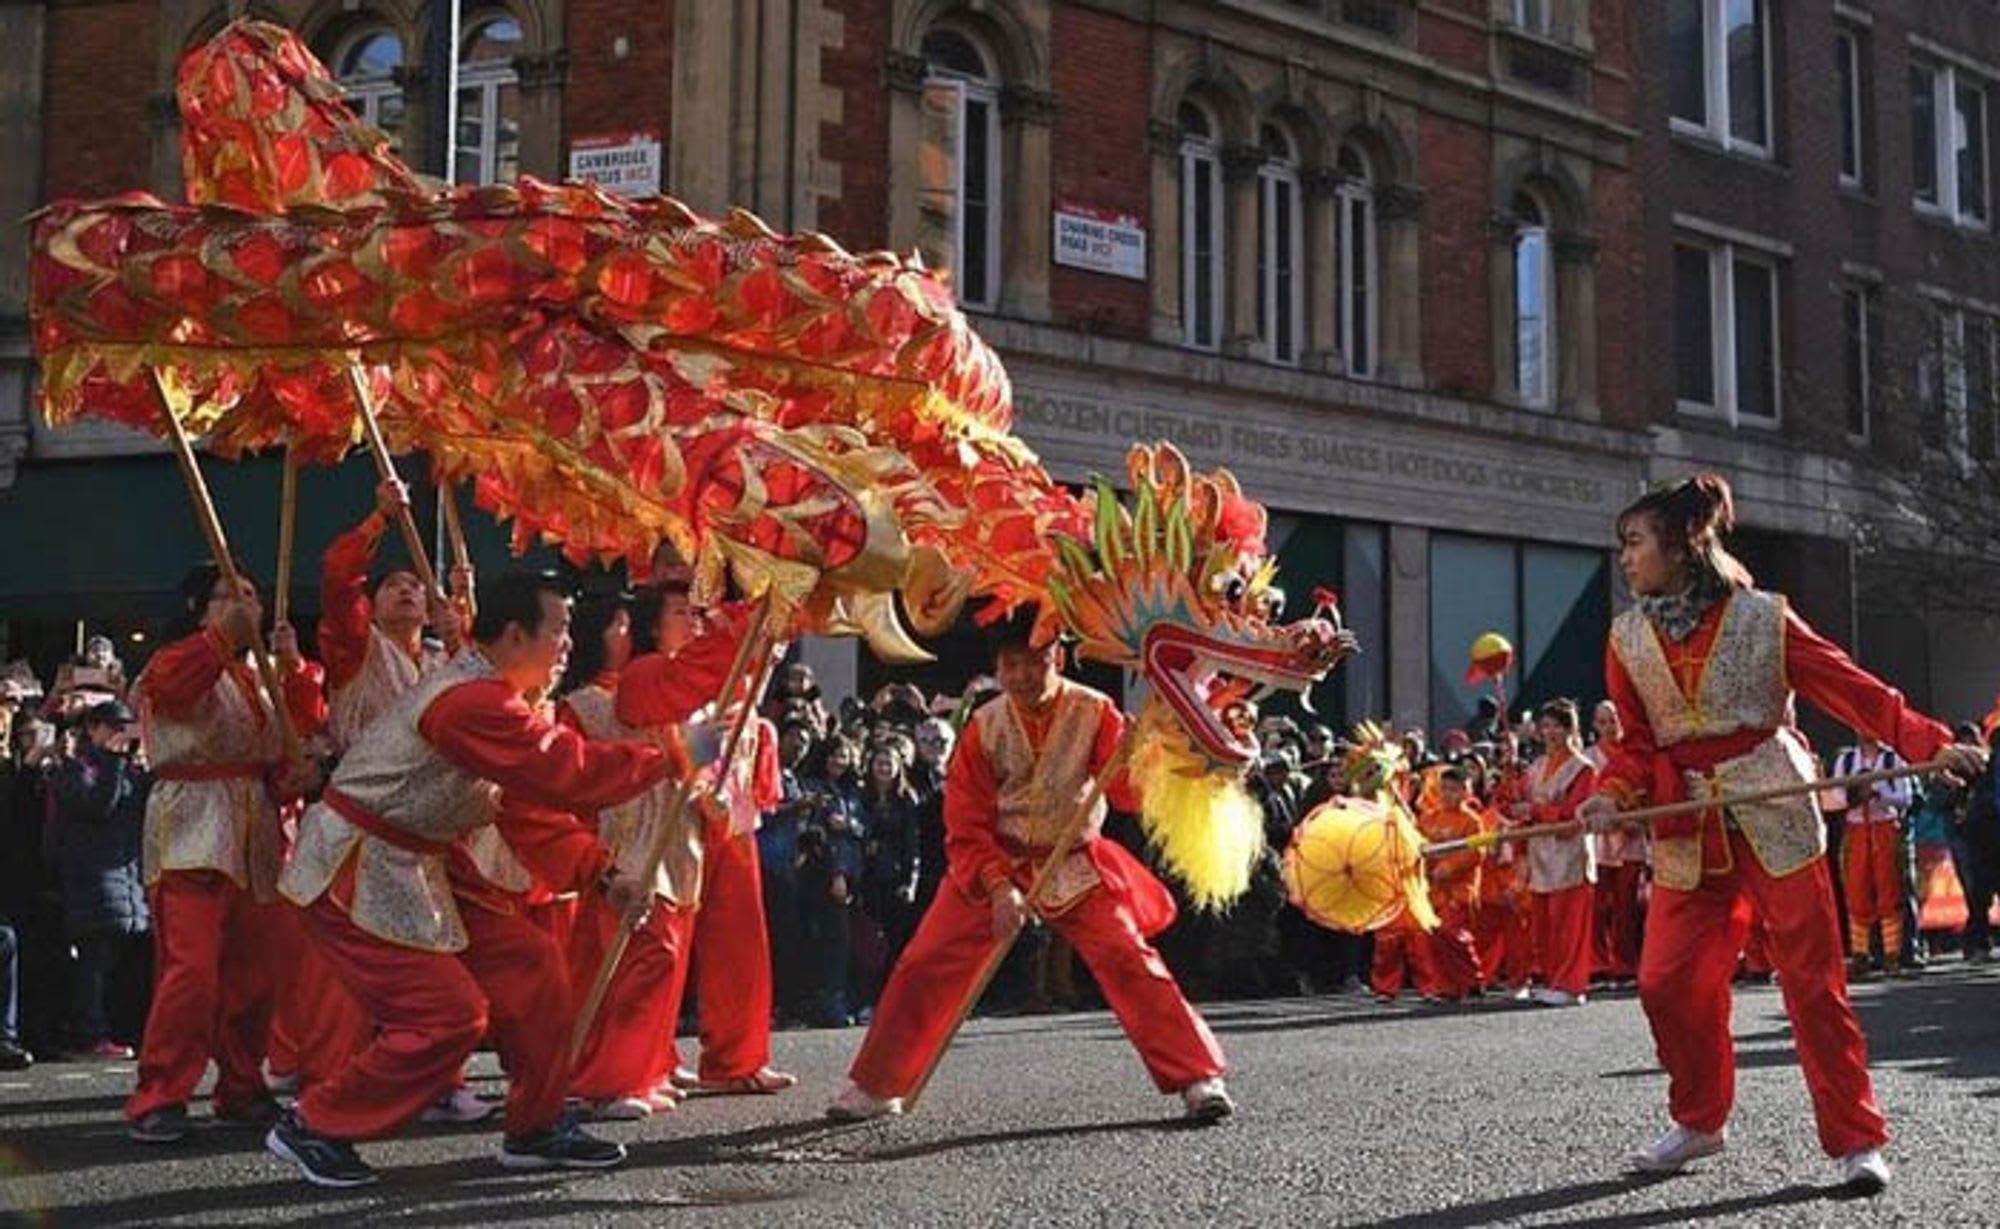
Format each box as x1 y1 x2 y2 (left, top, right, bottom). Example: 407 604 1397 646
52 745 151 937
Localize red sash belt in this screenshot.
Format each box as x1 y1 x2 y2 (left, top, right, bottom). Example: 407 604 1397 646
154 761 266 782
324 788 451 856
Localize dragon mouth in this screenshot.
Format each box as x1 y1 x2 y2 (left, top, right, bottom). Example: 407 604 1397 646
1141 619 1350 767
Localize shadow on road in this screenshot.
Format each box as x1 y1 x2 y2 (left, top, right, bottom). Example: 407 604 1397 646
1341 1176 1832 1228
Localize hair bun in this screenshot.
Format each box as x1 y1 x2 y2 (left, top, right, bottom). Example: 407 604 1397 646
1685 473 1737 535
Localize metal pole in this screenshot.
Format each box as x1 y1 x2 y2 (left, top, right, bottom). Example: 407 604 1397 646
425 0 460 183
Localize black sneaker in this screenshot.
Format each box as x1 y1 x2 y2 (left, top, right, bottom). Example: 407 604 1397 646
129 1105 191 1144
266 1108 378 1188
0 1041 32 1072
500 1112 627 1171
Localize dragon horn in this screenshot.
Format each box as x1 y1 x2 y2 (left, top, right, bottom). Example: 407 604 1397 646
1133 476 1160 570
1092 479 1128 573
843 591 936 665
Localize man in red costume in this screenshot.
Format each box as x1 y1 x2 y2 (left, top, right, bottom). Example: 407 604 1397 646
264 571 675 1188
1510 700 1597 1007
565 581 794 1117
1587 700 1645 984
266 480 471 1111
1579 474 1984 1195
126 564 325 1143
829 612 1231 1123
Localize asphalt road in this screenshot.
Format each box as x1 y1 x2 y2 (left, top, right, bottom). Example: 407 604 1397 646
3 964 1996 1228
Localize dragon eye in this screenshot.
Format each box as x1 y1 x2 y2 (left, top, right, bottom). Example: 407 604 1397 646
1223 576 1247 604
1259 588 1285 619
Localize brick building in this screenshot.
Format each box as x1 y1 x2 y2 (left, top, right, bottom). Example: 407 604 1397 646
6 1 1971 729
1635 1 2000 720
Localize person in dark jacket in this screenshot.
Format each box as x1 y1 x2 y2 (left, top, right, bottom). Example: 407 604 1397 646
52 701 151 1058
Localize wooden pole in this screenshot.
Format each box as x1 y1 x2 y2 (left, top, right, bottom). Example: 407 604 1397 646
568 595 780 1065
437 474 476 619
274 446 299 628
1422 757 1955 857
343 365 440 595
902 737 1133 1112
151 371 304 766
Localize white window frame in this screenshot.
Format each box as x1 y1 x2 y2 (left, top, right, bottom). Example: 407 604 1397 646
1179 112 1225 352
1912 60 1991 230
1836 28 1864 188
923 51 1002 312
1512 0 1554 36
1258 151 1304 366
1841 282 1874 442
1674 239 1783 429
1513 209 1554 410
1335 161 1378 379
456 20 521 186
1670 0 1774 159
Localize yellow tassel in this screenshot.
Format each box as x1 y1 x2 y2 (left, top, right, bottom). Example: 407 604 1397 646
1128 702 1264 912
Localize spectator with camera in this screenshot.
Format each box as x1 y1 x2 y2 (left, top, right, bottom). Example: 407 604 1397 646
52 700 151 1059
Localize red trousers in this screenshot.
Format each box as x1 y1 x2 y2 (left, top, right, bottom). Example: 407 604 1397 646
1594 863 1645 979
297 892 571 1141
268 922 373 1090
525 896 580 967
1841 821 1905 959
1532 884 1594 996
672 828 777 1080
1472 899 1512 988
1369 918 1435 999
851 877 1223 1098
1639 834 1886 1157
568 896 695 1100
1424 900 1482 1000
127 871 280 1121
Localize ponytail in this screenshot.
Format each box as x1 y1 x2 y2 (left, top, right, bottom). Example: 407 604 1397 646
1617 472 1754 592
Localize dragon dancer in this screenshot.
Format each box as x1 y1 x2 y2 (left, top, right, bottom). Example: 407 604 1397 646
829 610 1233 1123
1578 474 1986 1195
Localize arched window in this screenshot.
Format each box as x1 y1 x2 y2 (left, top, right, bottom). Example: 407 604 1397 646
1335 143 1377 379
920 28 1001 310
1257 123 1303 365
1179 101 1224 351
1512 190 1554 408
455 14 522 185
332 28 405 144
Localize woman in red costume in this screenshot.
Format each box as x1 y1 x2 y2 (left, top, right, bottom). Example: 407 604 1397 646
1578 475 1985 1195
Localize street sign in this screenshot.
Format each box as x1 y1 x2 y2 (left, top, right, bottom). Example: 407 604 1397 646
569 130 664 198
1054 205 1146 281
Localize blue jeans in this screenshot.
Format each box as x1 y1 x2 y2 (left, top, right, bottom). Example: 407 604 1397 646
0 922 19 1044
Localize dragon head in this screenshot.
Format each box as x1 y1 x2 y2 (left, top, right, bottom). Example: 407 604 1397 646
1340 721 1412 803
1044 443 1356 771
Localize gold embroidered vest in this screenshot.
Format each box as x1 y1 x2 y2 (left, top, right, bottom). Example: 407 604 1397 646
970 681 1110 911
328 627 448 753
138 657 283 897
1525 754 1596 892
1608 589 1821 890
279 651 503 951
565 683 701 906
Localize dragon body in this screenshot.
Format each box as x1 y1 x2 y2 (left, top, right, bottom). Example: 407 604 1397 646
29 20 1351 907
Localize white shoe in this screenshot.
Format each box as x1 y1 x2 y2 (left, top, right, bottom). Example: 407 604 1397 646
419 1087 499 1124
1181 1076 1235 1123
825 1082 902 1122
669 1065 699 1090
581 1096 654 1122
1530 987 1585 1007
1841 1149 1890 1195
1630 1124 1726 1173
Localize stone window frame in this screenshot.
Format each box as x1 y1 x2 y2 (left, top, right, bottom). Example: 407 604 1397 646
1490 157 1597 416
886 0 1054 323
1178 100 1228 352
1331 142 1379 381
1510 188 1556 411
326 22 408 137
919 26 1006 312
1256 121 1307 366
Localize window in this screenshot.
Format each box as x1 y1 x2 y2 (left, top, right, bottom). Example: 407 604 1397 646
1428 534 1610 731
1912 61 1990 228
455 15 522 185
1256 125 1303 366
1836 30 1865 187
1842 284 1877 440
332 28 405 145
1179 102 1224 351
1669 0 1772 156
1923 307 2000 462
1335 144 1377 379
1674 239 1781 427
1513 0 1553 36
1512 192 1553 409
920 29 1001 310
